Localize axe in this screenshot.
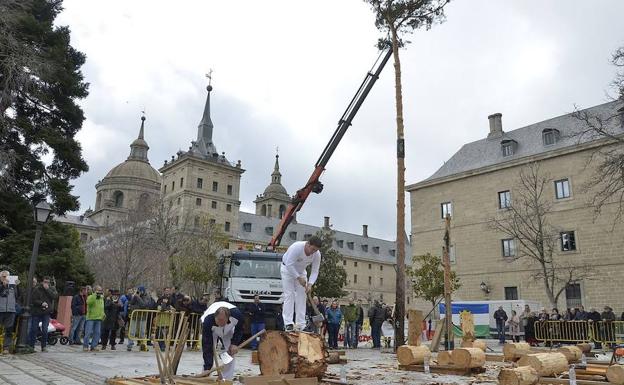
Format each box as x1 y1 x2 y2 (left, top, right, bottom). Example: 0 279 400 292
194 329 268 377
306 291 325 326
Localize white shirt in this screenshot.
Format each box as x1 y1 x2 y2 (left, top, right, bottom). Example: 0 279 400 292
281 241 321 284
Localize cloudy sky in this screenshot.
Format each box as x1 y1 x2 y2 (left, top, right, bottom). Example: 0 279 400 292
57 0 624 241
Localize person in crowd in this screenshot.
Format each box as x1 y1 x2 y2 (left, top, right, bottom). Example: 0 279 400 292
246 295 265 350
191 293 210 314
342 298 357 349
550 308 561 321
118 288 133 344
213 289 225 303
127 286 149 351
588 307 602 349
83 285 105 352
101 289 122 350
321 298 329 337
0 271 19 354
69 286 87 345
519 304 531 342
156 292 175 351
601 306 616 346
200 302 244 381
577 305 588 321
280 236 322 331
368 300 385 349
494 306 508 344
325 301 342 349
355 299 364 349
525 312 538 346
29 276 58 352
509 310 520 342
538 308 549 321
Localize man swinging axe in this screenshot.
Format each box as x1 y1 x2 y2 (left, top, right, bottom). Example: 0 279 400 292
281 235 322 331
200 301 244 380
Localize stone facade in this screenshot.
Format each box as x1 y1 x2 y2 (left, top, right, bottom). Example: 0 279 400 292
407 101 624 312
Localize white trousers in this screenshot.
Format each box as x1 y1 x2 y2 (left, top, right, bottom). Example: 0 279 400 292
213 333 235 380
281 265 307 329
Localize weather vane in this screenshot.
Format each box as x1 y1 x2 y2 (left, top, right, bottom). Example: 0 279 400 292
206 69 213 87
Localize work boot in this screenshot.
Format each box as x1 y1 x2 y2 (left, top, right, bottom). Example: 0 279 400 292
285 324 294 331
101 345 106 350
111 345 116 350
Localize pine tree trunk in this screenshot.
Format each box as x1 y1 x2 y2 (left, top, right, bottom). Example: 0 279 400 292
516 353 568 376
499 366 539 385
258 331 328 378
397 345 431 365
451 347 486 368
503 342 532 361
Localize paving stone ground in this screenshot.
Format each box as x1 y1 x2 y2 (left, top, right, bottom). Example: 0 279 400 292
0 339 506 385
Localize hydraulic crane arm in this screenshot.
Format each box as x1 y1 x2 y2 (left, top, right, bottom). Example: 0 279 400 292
268 46 393 249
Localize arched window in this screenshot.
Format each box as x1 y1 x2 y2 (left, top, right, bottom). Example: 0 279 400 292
113 191 124 208
279 205 286 219
261 204 267 216
138 193 150 211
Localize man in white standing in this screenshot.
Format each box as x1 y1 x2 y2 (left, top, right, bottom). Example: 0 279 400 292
281 235 322 331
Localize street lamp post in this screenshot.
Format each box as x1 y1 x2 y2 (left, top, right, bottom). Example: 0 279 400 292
15 201 52 354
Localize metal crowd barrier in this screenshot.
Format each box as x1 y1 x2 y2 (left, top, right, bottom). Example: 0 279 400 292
127 310 203 346
534 320 624 345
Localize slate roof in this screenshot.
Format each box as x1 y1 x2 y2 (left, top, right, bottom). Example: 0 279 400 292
409 101 623 189
55 214 100 229
235 211 408 264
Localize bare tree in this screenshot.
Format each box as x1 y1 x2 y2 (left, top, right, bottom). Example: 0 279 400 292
572 46 624 222
489 163 594 308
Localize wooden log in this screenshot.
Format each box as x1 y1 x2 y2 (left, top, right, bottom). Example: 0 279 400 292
576 343 592 354
607 364 624 385
252 350 259 364
437 350 453 366
460 339 487 352
408 310 423 346
258 331 328 379
396 345 431 365
517 353 568 376
499 366 539 385
451 347 486 368
504 342 532 361
557 346 583 363
460 311 475 342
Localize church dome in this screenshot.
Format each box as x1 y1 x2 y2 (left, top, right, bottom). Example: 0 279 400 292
263 182 288 196
105 159 161 183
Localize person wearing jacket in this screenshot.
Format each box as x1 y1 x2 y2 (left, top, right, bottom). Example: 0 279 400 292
325 301 343 349
83 285 105 351
28 276 58 352
494 306 508 344
342 299 357 349
118 288 133 344
69 286 87 345
127 286 149 351
246 295 265 350
156 294 175 351
368 300 385 349
354 299 364 348
0 271 19 354
200 302 244 381
101 290 123 350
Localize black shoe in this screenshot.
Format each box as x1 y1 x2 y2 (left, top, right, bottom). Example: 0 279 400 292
285 324 294 331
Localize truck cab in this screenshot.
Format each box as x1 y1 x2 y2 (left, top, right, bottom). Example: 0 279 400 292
218 250 284 330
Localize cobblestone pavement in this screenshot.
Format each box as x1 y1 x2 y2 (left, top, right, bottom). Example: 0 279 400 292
0 340 506 385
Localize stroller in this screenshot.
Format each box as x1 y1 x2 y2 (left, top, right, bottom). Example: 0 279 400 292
37 318 69 345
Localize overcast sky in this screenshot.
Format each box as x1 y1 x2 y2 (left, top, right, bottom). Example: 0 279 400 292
57 0 624 241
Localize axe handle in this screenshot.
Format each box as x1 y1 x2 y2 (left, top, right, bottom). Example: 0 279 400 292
307 291 323 317
238 329 267 349
191 364 226 378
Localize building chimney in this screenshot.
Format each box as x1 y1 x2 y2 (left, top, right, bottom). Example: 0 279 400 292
323 216 330 229
363 224 368 238
487 113 503 138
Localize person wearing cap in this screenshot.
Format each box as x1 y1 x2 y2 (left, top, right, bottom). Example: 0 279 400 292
200 301 244 380
280 236 322 331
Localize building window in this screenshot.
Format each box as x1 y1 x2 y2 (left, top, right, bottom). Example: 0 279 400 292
504 286 518 300
379 277 383 286
347 242 354 250
502 239 516 258
441 202 452 219
498 190 511 209
80 233 88 243
226 204 232 212
196 198 202 206
555 179 571 199
565 283 582 308
289 231 297 240
373 246 380 254
227 185 233 195
172 181 175 191
354 274 357 284
265 226 273 235
177 197 181 205
174 216 179 226
194 216 200 227
225 222 231 232
380 265 383 271
337 240 343 248
243 223 252 232
180 177 184 187
561 231 576 251
304 234 312 240
361 245 368 252
501 139 517 157
542 128 560 146
368 276 372 285
197 178 203 189
343 260 347 266
279 205 286 219
211 201 217 209
113 191 124 208
209 218 216 225
368 263 372 270
212 181 218 192
389 249 396 257
354 261 358 267
163 185 167 194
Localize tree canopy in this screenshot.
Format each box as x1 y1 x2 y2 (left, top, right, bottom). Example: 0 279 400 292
310 227 348 299
407 253 460 308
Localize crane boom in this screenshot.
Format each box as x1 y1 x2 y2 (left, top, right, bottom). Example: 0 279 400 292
268 46 393 249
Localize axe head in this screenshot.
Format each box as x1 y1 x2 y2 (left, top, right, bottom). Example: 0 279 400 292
312 314 324 323
219 351 233 365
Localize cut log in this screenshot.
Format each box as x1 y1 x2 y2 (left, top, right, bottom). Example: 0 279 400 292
460 311 475 342
252 350 259 364
451 348 486 368
504 342 532 361
258 331 328 379
437 350 453 366
576 343 592 354
517 353 568 376
326 352 346 364
408 309 423 346
557 346 583 362
499 366 539 385
397 345 431 365
461 339 487 352
607 364 624 385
